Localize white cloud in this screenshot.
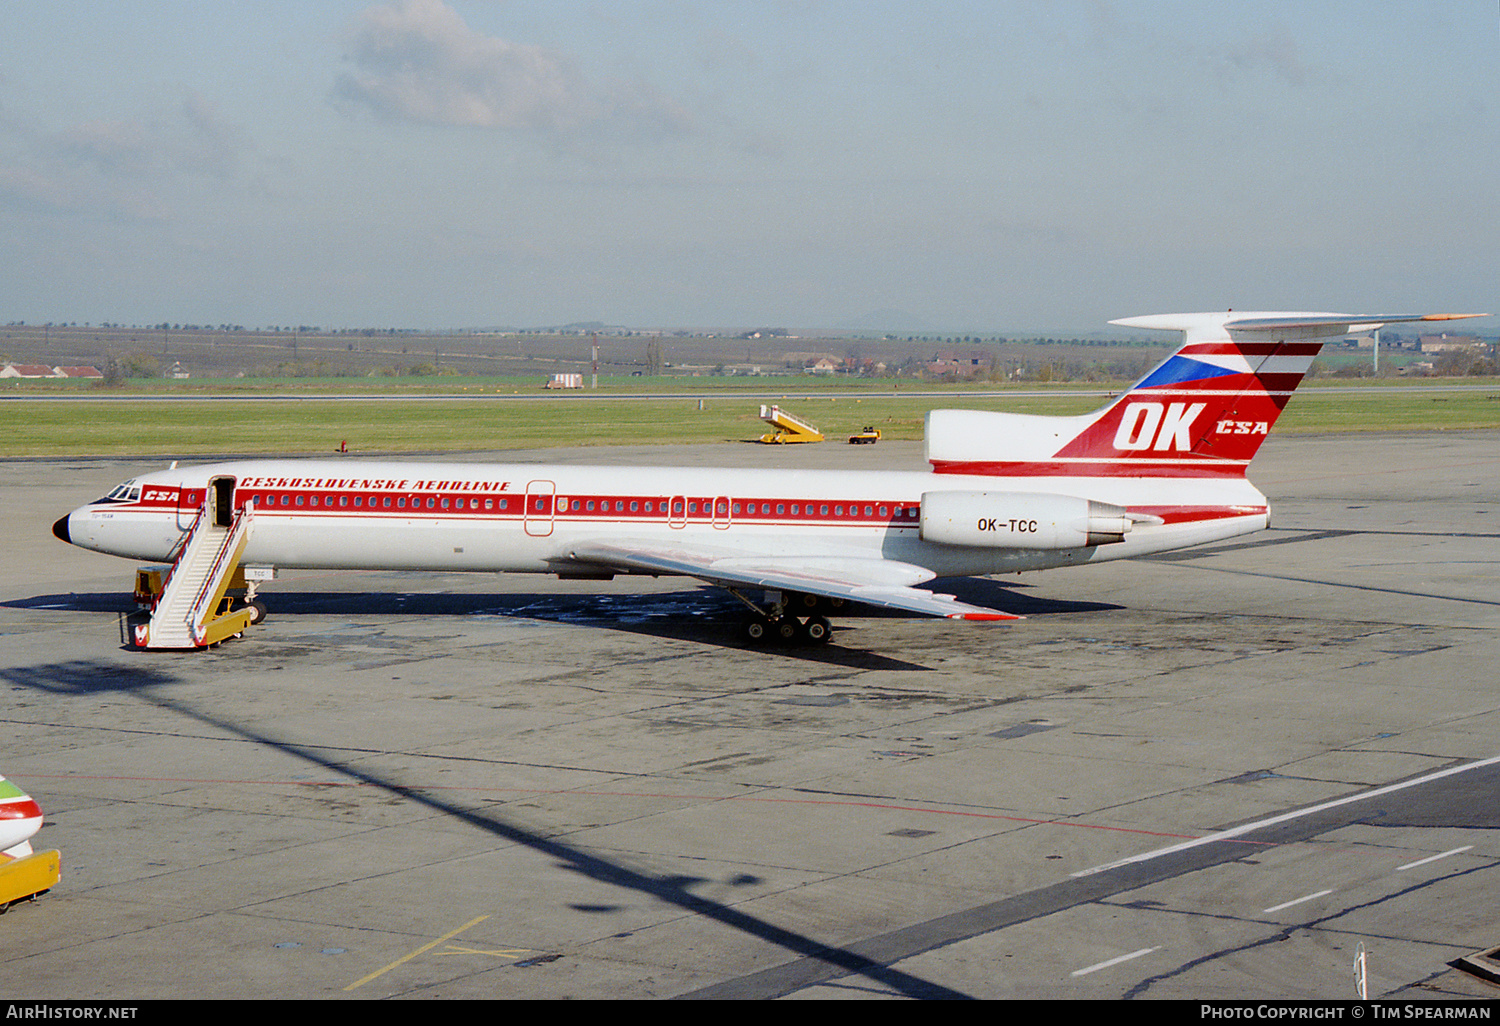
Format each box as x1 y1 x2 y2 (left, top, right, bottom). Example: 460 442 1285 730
0 92 244 223
335 0 690 138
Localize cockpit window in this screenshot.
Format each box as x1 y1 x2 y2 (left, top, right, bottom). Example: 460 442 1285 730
100 481 140 503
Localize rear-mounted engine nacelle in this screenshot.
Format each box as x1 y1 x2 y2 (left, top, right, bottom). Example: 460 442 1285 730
920 490 1133 549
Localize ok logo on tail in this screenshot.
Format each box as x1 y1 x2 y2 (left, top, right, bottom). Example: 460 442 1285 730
1112 401 1207 452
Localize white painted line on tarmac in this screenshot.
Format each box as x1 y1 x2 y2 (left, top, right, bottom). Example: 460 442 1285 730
1071 753 1500 878
1397 845 1473 871
1262 889 1332 914
1071 947 1159 977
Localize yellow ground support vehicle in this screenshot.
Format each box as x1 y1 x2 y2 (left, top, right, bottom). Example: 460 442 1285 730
757 405 824 443
848 426 882 444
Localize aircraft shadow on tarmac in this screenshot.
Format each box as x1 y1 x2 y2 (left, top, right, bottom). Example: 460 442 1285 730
6 579 1120 671
0 656 972 999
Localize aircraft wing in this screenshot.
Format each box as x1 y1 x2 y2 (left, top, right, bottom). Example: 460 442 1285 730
565 541 1020 621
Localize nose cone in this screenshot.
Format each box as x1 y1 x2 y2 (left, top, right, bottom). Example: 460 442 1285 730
52 514 72 544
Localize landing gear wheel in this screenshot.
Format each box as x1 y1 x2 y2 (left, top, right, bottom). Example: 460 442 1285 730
740 617 769 645
772 617 799 644
801 616 833 645
246 599 268 625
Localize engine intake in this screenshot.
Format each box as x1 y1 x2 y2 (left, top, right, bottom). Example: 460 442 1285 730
920 490 1133 549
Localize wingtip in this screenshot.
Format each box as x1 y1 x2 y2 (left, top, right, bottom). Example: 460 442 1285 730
951 612 1023 621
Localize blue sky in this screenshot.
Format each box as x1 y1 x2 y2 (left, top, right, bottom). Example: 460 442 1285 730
1 1 1495 333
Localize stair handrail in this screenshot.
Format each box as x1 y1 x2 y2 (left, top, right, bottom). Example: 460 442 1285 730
185 503 254 645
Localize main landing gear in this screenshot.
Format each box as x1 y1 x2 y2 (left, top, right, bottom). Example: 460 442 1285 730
739 613 833 647
728 588 840 647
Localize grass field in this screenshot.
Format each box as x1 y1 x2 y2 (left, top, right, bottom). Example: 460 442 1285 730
4 383 1499 456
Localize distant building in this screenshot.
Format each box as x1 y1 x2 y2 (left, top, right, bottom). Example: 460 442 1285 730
926 350 990 377
1419 334 1483 353
55 365 102 378
0 363 63 378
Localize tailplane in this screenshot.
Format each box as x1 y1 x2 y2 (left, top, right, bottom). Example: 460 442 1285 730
927 311 1487 477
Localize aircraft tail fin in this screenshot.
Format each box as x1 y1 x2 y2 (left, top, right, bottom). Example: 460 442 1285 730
927 311 1488 478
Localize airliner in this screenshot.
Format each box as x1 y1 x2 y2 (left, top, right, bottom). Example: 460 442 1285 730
52 311 1484 645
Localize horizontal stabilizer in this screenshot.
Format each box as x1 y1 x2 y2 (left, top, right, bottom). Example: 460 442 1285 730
1110 311 1489 343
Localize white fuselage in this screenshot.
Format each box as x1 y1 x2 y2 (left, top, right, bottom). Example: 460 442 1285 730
60 457 1271 580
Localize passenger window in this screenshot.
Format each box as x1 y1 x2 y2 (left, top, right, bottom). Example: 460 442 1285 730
296 495 305 506
586 500 595 512
441 498 449 509
879 505 888 516
398 497 407 508
791 505 799 515
820 505 829 516
630 501 638 512
498 499 507 510
383 496 391 508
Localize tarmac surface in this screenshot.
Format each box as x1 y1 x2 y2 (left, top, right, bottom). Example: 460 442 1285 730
2 432 1498 1001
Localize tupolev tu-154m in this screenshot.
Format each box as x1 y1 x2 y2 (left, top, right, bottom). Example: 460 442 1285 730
52 311 1485 647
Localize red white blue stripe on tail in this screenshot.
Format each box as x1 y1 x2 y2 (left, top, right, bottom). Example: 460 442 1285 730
926 311 1486 478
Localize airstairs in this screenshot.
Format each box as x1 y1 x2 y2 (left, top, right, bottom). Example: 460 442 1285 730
758 404 824 444
134 476 256 650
